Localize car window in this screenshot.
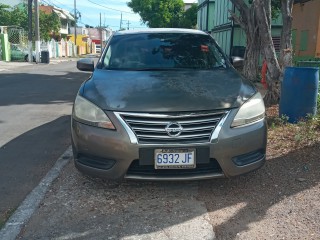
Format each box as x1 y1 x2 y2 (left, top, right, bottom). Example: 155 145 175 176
101 33 226 70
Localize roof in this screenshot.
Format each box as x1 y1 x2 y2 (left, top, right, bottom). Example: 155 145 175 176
40 5 74 21
114 28 208 36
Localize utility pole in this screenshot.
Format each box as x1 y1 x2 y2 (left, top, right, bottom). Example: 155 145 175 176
120 12 122 30
28 0 33 62
127 20 130 30
74 0 77 46
100 12 102 55
34 0 40 63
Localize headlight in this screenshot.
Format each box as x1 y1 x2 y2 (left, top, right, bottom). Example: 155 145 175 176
231 92 265 128
73 95 115 129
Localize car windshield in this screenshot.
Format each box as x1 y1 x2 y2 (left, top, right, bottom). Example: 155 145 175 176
102 33 227 70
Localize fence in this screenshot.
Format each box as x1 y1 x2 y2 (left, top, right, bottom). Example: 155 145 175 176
6 32 94 62
7 27 28 61
40 39 75 58
39 38 94 59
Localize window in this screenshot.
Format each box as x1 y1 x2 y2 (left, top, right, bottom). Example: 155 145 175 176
292 29 297 51
300 30 308 51
272 36 281 52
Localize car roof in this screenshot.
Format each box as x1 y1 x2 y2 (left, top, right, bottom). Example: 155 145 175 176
113 28 208 36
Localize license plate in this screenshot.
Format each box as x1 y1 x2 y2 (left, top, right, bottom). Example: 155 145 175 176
154 149 196 169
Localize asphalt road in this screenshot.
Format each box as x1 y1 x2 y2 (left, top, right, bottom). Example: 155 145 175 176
0 61 91 226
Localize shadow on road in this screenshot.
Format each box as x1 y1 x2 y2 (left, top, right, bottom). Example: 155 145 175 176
0 71 90 107
0 67 90 227
0 116 72 226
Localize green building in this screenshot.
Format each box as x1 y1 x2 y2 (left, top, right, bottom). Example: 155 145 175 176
197 0 282 58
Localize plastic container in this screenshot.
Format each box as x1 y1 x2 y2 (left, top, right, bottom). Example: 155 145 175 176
279 67 319 123
41 50 50 64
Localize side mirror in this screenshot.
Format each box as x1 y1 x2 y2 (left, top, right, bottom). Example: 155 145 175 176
77 58 94 72
231 56 244 68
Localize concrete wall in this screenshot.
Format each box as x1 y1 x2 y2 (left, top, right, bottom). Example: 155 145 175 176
0 34 10 61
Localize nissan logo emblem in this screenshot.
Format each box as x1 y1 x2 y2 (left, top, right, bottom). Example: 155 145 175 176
165 122 183 137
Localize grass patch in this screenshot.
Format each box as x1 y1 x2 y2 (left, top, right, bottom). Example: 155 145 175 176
266 105 320 158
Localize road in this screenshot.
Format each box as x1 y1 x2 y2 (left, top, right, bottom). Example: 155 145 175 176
0 60 90 227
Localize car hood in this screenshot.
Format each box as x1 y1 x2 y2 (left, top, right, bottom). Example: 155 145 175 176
81 68 256 112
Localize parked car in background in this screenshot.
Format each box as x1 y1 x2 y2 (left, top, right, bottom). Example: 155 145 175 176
10 44 35 62
72 28 267 181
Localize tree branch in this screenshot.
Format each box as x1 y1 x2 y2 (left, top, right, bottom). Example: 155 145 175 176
230 0 250 16
228 10 246 29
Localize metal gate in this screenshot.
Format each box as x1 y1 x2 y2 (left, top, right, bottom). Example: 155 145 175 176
8 27 28 61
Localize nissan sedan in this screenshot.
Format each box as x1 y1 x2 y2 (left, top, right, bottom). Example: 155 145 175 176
72 28 267 181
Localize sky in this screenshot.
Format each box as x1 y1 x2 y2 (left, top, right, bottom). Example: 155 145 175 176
1 0 195 31
39 0 148 31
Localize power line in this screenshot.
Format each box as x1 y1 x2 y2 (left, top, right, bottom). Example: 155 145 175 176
50 0 74 11
87 0 136 14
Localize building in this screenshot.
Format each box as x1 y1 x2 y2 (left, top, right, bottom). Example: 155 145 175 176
197 0 214 32
292 0 320 59
69 27 112 45
39 5 75 36
197 0 282 58
184 0 197 11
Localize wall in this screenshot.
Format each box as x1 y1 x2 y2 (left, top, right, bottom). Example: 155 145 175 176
0 34 10 61
292 0 320 58
197 0 215 31
210 0 232 55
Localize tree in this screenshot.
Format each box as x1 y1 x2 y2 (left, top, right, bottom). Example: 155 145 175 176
39 11 61 41
229 1 261 81
0 4 28 29
255 0 281 105
128 0 197 28
230 0 294 106
0 5 61 42
279 0 295 68
179 4 198 29
0 4 11 26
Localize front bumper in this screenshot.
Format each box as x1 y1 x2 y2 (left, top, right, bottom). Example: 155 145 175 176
71 109 267 181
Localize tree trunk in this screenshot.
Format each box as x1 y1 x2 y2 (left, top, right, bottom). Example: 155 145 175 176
255 0 282 106
242 32 260 81
242 6 261 81
229 0 260 81
280 0 294 69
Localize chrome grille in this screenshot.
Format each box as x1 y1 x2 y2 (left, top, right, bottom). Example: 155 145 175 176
117 111 228 144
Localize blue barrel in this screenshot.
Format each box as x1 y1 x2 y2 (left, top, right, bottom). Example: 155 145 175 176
279 67 319 123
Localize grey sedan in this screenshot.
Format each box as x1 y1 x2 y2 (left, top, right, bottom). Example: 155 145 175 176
72 28 267 181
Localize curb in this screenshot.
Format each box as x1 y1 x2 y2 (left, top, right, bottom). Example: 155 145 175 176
0 147 73 240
